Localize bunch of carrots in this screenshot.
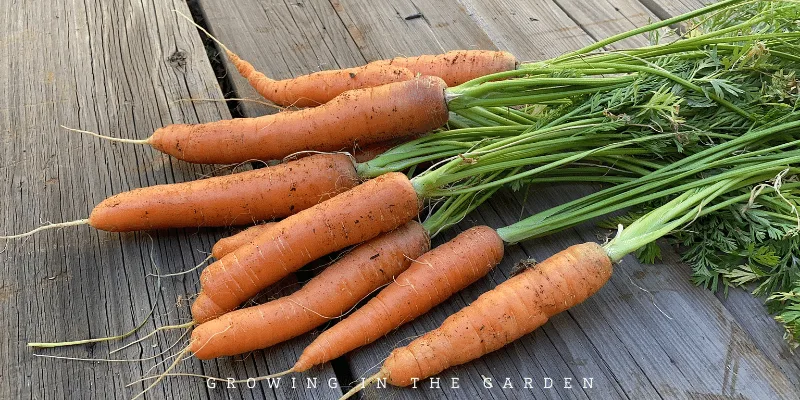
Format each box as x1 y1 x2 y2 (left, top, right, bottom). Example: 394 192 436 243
4 0 800 397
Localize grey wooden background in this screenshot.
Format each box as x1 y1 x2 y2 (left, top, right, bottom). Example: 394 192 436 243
1 0 798 399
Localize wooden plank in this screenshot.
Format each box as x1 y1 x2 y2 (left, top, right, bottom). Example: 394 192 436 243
638 0 711 20
195 0 367 117
715 289 800 390
455 0 594 61
329 0 497 59
0 0 337 399
457 0 656 59
553 0 658 48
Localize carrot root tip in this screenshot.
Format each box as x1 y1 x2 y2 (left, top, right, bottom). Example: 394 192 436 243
339 373 385 400
61 125 150 145
0 219 90 240
130 345 192 400
149 254 212 278
109 321 196 354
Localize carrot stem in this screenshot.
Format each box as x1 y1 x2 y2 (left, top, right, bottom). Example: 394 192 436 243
603 180 738 262
496 122 800 243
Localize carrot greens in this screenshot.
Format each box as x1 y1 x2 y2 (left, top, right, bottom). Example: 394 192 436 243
392 0 800 343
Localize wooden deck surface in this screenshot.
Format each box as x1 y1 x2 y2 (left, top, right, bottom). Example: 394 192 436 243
1 0 799 399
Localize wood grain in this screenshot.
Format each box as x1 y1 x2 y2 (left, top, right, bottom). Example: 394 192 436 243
638 0 712 20
456 0 594 61
329 0 497 59
553 0 658 48
0 0 337 399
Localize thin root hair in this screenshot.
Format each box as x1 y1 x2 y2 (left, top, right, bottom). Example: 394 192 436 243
0 219 90 240
148 254 212 278
130 345 192 400
341 373 385 400
129 367 295 386
171 97 284 111
141 336 193 378
172 9 232 54
628 276 674 320
285 280 392 320
110 321 195 354
61 125 149 145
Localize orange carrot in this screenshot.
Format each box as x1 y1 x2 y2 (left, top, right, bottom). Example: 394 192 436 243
179 12 512 107
0 153 359 238
343 242 612 397
191 172 420 323
211 222 277 259
229 50 515 107
87 153 358 232
191 221 430 359
292 225 503 372
144 76 448 164
377 50 517 87
227 51 415 108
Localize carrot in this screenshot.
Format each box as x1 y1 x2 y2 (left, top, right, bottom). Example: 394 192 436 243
376 50 517 87
211 222 276 259
24 223 426 363
229 50 514 107
0 153 358 237
123 224 497 390
227 51 415 108
143 76 448 164
342 242 612 397
178 12 512 107
95 153 361 231
291 225 503 372
191 221 430 359
191 172 420 323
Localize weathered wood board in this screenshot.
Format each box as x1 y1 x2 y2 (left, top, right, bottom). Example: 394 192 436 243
639 0 713 20
0 0 338 399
